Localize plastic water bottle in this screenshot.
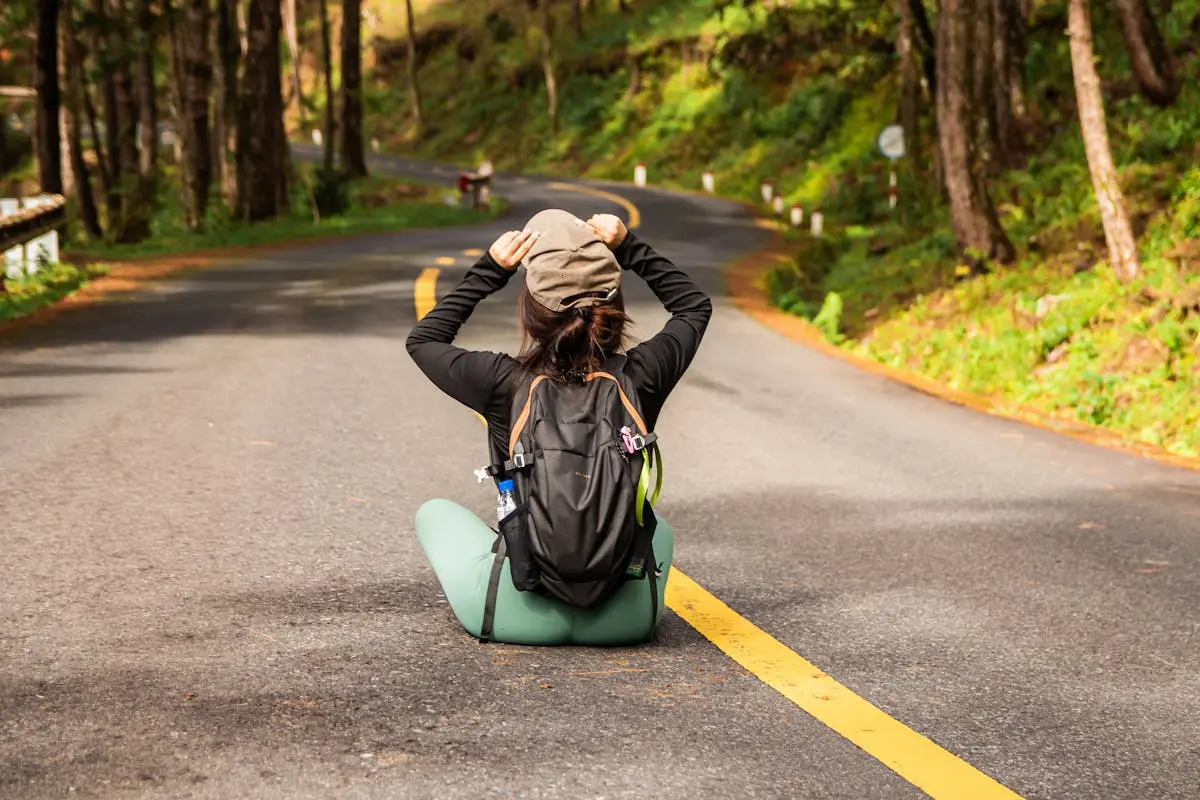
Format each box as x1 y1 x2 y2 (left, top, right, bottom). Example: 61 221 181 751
496 479 518 523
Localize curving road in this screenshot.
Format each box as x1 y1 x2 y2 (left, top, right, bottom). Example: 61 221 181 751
3 154 1200 799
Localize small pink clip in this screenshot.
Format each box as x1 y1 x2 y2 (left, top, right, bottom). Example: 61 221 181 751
620 426 636 454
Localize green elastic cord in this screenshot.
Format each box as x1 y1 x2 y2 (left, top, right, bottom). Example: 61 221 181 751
635 444 664 528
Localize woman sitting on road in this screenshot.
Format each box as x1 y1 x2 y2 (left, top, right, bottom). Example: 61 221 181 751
406 209 712 645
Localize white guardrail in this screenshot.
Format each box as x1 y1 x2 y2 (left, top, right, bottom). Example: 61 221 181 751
0 194 66 280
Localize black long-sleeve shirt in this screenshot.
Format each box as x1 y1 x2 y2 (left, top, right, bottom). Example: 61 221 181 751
405 232 713 463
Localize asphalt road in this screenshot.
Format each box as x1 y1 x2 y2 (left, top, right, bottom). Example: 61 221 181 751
3 153 1200 800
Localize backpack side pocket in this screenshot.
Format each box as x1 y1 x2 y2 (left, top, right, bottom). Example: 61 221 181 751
498 504 540 592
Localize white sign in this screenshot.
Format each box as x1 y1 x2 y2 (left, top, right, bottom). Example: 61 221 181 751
877 124 905 160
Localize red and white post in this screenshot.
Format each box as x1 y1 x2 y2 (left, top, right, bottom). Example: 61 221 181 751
701 170 714 194
888 165 897 210
811 209 824 238
760 182 773 205
634 162 647 187
790 204 803 227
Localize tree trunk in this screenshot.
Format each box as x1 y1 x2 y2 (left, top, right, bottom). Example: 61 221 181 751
571 0 583 37
404 0 423 139
57 18 75 197
319 0 336 171
972 0 999 174
35 0 63 194
214 0 241 206
1113 0 1179 107
62 19 102 239
90 0 121 216
81 67 113 203
991 0 1027 166
936 0 1015 266
1068 0 1141 282
339 0 367 176
110 0 150 244
894 0 921 168
135 0 158 177
282 0 305 127
908 0 937 98
167 0 214 229
237 0 288 221
538 0 558 134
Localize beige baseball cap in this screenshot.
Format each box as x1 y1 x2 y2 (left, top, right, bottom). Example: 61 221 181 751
521 209 621 312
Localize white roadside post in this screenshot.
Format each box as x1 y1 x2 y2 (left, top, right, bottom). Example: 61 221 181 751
1 198 24 279
760 182 773 204
312 129 322 147
370 137 380 153
790 204 803 227
772 195 784 216
634 162 647 187
701 170 714 194
877 123 906 213
811 209 824 238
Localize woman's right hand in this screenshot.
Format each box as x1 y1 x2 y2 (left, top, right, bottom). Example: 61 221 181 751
489 229 540 270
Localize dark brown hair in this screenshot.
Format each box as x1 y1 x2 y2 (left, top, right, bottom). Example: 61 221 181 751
516 287 633 380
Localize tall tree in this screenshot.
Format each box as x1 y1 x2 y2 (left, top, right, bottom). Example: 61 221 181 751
571 0 583 37
1112 0 1179 107
991 0 1027 166
319 0 336 171
936 0 1015 265
339 0 367 175
89 0 120 215
894 0 922 166
134 0 158 177
167 0 213 228
237 0 287 221
403 0 423 139
34 0 62 194
108 0 149 243
61 9 102 238
972 0 999 171
537 0 558 134
1068 0 1141 282
282 0 305 126
213 0 240 206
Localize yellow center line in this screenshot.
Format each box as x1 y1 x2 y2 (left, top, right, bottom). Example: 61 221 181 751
414 267 439 320
546 181 641 230
667 571 1023 798
411 187 1023 800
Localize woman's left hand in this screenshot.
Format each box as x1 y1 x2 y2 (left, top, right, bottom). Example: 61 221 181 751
489 229 540 270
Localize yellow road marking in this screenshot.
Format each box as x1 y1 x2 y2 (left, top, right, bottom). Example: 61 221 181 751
411 185 1022 799
414 267 439 320
546 182 641 230
666 570 1023 798
464 248 484 257
436 256 455 265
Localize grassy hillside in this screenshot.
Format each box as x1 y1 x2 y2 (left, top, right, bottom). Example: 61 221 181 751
367 0 1200 458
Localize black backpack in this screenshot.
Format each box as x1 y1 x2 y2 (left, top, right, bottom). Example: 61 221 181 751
477 362 664 642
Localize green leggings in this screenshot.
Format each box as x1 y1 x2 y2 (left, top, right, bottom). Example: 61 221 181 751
415 499 674 646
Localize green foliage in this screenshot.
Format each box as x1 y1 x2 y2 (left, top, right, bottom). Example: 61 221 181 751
374 0 1200 458
1 261 108 322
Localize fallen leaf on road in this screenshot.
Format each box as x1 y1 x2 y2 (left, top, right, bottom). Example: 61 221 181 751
250 441 275 447
1078 522 1104 530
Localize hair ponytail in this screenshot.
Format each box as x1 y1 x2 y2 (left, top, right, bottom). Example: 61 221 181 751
517 289 633 380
